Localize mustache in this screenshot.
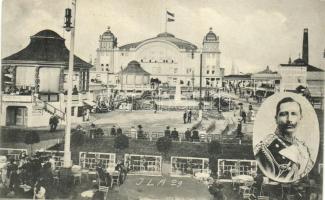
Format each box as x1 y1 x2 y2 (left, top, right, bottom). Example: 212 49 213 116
279 123 297 129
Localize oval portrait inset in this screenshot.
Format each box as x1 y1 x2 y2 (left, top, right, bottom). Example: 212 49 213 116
253 92 319 183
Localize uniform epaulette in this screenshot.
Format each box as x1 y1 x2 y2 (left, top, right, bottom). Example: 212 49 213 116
254 134 277 155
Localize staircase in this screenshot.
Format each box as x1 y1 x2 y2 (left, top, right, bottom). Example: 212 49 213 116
34 98 66 120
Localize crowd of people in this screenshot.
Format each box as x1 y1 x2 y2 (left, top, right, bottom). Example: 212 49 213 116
163 126 200 142
3 86 33 95
95 160 128 188
0 151 56 199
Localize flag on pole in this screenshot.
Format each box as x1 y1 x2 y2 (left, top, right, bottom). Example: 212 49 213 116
166 10 175 22
167 11 175 17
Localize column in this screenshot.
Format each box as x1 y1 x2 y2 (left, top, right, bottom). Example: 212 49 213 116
35 66 40 94
86 70 89 91
59 67 65 93
79 70 83 92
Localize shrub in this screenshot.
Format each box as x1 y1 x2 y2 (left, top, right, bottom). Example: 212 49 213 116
95 128 104 136
114 134 129 150
208 182 225 199
156 136 172 155
208 140 222 177
208 140 222 156
24 131 40 154
71 131 85 146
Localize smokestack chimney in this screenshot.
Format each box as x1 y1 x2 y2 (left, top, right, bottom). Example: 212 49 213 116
302 28 309 64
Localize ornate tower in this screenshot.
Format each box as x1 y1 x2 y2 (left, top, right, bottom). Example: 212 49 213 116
96 26 117 73
202 27 221 87
302 28 308 64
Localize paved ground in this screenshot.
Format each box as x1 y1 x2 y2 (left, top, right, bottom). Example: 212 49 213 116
92 110 200 133
116 175 213 200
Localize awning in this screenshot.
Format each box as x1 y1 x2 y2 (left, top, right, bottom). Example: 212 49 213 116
83 100 96 107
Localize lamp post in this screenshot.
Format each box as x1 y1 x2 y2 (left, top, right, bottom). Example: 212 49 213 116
63 0 76 168
198 53 203 120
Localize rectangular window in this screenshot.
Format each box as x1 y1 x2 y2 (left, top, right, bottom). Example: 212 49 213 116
174 68 178 74
77 107 83 117
64 74 68 83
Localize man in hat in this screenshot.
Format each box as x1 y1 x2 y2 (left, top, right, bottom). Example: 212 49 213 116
171 128 179 141
187 110 192 123
49 115 59 132
116 126 123 136
110 125 116 136
183 111 187 124
184 128 191 141
191 127 199 142
164 126 171 138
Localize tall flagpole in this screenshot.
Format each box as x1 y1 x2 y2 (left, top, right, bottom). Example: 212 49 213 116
165 9 167 33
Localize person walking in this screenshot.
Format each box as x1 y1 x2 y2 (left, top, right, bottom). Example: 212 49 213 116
241 110 247 124
183 111 187 124
187 110 192 123
49 115 58 132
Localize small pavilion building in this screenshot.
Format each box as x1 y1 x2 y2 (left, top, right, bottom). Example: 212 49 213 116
1 29 93 127
117 60 151 95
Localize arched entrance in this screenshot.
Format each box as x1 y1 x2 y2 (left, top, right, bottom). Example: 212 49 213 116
6 106 28 126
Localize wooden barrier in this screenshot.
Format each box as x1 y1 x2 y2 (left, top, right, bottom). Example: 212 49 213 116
79 152 116 170
35 150 64 169
217 159 257 179
170 156 209 177
124 154 162 176
0 148 27 160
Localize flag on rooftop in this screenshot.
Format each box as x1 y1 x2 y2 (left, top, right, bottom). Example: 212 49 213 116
167 10 175 22
167 11 174 17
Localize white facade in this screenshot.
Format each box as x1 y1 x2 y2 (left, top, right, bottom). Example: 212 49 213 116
95 27 223 88
278 65 307 91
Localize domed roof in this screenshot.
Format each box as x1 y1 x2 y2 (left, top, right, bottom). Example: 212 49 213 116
101 26 115 40
3 29 92 69
119 32 197 51
157 32 175 38
293 58 306 65
204 27 218 42
32 29 64 40
119 60 150 75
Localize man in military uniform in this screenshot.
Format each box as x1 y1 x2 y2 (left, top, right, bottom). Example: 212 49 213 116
254 97 313 182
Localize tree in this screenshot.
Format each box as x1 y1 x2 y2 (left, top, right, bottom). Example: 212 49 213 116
208 182 226 200
208 140 222 177
156 136 172 156
114 134 129 151
24 131 40 154
71 129 85 146
208 140 222 155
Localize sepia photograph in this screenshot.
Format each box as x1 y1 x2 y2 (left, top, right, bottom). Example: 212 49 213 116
0 0 324 199
253 92 319 183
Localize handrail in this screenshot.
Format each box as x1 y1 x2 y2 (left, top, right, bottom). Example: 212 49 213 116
35 98 65 120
